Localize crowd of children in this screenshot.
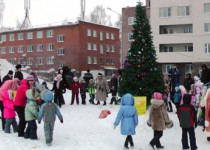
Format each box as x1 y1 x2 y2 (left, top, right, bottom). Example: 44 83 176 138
1 64 210 149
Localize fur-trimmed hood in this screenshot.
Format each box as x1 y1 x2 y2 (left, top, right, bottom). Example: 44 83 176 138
151 98 164 108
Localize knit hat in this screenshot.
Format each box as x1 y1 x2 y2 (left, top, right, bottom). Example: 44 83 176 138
43 91 54 102
15 64 22 69
26 75 35 81
8 70 13 75
153 92 162 100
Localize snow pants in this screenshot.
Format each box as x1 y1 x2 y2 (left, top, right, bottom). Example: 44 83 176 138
44 122 55 144
4 118 18 133
25 120 38 139
182 127 197 150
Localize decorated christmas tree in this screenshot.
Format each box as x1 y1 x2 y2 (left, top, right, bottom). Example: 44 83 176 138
118 2 165 105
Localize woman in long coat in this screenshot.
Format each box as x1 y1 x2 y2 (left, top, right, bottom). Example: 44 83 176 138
51 74 66 108
95 73 109 105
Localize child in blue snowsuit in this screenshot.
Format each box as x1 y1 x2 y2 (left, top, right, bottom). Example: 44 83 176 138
114 93 138 149
174 86 182 113
38 91 63 145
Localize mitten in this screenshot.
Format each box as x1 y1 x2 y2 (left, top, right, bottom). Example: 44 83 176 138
166 120 174 129
35 99 40 104
147 120 151 127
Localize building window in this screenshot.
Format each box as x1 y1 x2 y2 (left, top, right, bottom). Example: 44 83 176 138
100 32 103 41
93 43 97 51
204 3 210 13
27 58 33 65
111 33 115 40
46 30 54 37
17 58 24 65
9 47 15 53
36 57 43 65
159 7 171 17
160 46 173 52
204 23 210 32
47 57 54 64
87 29 91 36
106 58 110 64
160 28 174 34
128 33 133 41
100 44 104 54
185 64 192 73
9 59 15 65
100 58 103 65
58 61 64 68
111 58 115 65
1 35 6 42
111 45 115 52
162 64 172 74
9 34 14 41
185 46 193 52
27 45 33 52
106 32 110 39
93 30 97 37
36 31 43 39
128 17 135 25
87 42 91 50
27 32 33 39
184 26 193 33
18 46 24 53
205 43 210 53
87 56 92 64
177 6 190 16
57 35 64 42
106 45 110 52
18 33 24 40
93 57 97 64
37 44 44 51
1 47 6 54
57 48 65 55
46 43 54 51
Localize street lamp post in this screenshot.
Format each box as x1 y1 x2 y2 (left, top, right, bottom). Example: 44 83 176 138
107 7 123 69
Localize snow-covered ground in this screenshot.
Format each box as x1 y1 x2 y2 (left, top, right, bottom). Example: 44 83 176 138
0 59 209 150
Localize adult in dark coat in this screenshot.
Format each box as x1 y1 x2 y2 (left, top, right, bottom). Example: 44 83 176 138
51 74 66 108
183 73 194 93
2 70 13 84
201 64 210 85
110 74 118 104
83 69 93 87
14 64 23 81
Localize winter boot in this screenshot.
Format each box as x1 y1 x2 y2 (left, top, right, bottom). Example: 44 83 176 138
124 137 129 149
103 101 107 106
110 97 114 104
168 101 173 112
96 101 100 105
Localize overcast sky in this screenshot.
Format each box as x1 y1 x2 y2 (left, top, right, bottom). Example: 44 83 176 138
2 0 145 28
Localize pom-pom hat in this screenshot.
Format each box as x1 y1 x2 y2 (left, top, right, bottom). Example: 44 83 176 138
153 92 162 100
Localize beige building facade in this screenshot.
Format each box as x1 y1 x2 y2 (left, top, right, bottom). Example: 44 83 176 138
150 0 210 80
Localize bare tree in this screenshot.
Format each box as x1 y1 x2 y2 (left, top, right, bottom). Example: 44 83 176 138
89 5 112 26
0 0 5 28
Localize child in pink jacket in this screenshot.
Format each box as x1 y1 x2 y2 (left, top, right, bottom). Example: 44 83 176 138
3 90 18 133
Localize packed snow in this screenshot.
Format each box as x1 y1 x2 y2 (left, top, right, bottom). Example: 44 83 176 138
0 59 209 150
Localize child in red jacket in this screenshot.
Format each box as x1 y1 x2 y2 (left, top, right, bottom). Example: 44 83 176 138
178 94 197 150
69 77 83 105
